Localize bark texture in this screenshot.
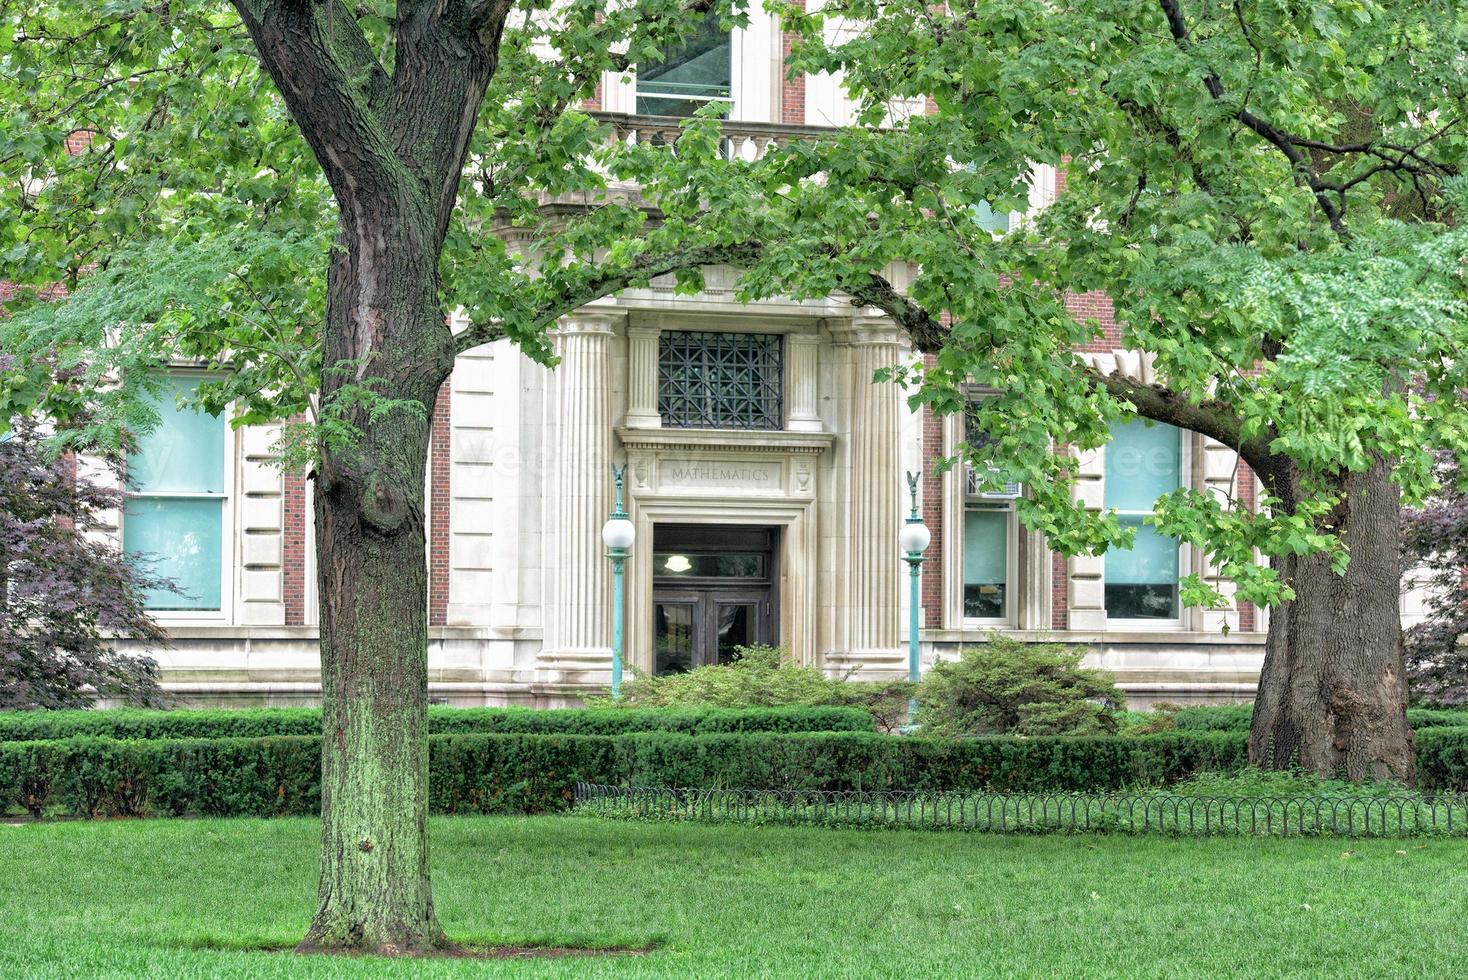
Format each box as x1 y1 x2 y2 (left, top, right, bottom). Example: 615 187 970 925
1249 459 1415 783
229 0 502 956
297 235 456 954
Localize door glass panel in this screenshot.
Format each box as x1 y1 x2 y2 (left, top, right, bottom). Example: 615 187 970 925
715 603 756 664
654 603 696 674
654 553 765 578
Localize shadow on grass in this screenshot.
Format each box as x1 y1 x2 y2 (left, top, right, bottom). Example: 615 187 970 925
181 936 662 960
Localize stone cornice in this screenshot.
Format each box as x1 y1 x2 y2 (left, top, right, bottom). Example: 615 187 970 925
617 427 834 456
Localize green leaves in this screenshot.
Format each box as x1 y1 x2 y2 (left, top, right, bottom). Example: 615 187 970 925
716 0 1468 610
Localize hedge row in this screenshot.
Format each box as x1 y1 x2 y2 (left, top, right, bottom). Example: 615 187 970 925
0 729 1246 819
7 728 1464 821
0 705 875 743
1172 705 1468 733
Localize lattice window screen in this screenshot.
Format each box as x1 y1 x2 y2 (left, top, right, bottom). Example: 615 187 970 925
658 331 783 430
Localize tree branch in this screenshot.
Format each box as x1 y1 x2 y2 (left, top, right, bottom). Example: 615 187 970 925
1157 0 1350 237
230 0 405 205
844 270 1278 472
455 240 761 353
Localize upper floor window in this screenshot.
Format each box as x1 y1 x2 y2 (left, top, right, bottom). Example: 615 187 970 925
636 12 732 117
961 404 1019 622
123 374 227 612
659 330 782 430
1104 418 1182 621
973 200 1010 234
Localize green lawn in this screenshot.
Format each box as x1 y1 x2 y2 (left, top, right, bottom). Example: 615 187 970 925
1 817 1465 978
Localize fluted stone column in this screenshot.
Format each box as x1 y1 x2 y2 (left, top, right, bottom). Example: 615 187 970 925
539 314 619 683
830 316 906 675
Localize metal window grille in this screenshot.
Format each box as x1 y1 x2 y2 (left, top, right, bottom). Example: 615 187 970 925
659 331 783 430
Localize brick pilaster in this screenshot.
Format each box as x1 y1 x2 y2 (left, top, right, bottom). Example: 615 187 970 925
428 382 452 627
920 402 946 628
282 464 307 626
780 2 806 124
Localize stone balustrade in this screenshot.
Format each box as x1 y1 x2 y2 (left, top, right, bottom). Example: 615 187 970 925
588 112 831 161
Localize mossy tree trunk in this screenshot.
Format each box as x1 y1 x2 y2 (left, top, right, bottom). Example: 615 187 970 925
296 233 457 953
1249 457 1415 783
230 0 501 955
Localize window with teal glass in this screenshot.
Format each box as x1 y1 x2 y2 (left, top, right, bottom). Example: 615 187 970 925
963 507 1009 620
973 200 1010 234
1104 419 1181 620
123 375 227 612
636 12 732 117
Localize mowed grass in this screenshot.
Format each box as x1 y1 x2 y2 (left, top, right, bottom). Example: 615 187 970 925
1 817 1465 979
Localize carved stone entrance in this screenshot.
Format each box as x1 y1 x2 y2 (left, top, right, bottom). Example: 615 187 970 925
652 525 777 672
619 427 832 669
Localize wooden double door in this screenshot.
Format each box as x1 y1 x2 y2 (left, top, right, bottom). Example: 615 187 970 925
652 525 777 674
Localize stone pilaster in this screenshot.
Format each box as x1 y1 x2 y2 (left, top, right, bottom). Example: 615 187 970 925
1067 443 1107 630
828 315 906 676
624 322 661 429
1198 434 1239 633
539 314 621 682
785 331 823 432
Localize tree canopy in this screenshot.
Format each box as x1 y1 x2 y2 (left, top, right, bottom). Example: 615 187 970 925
712 0 1468 615
0 1 755 457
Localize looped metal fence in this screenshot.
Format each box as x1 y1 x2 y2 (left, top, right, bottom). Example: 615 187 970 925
573 783 1468 837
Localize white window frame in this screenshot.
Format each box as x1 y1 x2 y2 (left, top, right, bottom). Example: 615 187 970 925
121 369 236 625
609 10 776 123
960 500 1019 629
942 407 1021 630
1102 421 1192 632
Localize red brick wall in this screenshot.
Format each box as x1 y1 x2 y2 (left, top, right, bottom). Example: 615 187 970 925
920 370 945 627
781 3 806 124
1237 460 1258 631
1052 553 1069 630
282 465 307 626
428 382 452 627
1066 290 1123 350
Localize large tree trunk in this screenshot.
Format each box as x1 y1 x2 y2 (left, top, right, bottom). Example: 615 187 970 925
1249 458 1415 783
297 222 457 954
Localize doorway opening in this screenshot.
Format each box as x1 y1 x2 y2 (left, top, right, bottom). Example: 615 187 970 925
651 524 778 673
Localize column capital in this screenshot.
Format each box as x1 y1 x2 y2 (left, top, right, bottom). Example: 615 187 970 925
552 310 626 338
626 323 662 341
827 313 902 348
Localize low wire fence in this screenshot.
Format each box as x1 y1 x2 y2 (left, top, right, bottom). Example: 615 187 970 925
573 783 1468 838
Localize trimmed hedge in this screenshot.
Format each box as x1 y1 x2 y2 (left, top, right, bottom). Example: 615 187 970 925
1172 705 1468 733
0 705 875 743
0 730 1247 819
1415 726 1468 792
7 727 1464 820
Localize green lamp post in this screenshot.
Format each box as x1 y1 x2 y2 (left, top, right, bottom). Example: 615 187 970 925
899 471 931 726
602 464 636 700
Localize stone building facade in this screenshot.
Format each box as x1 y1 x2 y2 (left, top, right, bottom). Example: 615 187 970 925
102 10 1432 706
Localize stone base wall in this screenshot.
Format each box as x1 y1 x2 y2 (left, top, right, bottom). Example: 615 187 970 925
118 628 1265 709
